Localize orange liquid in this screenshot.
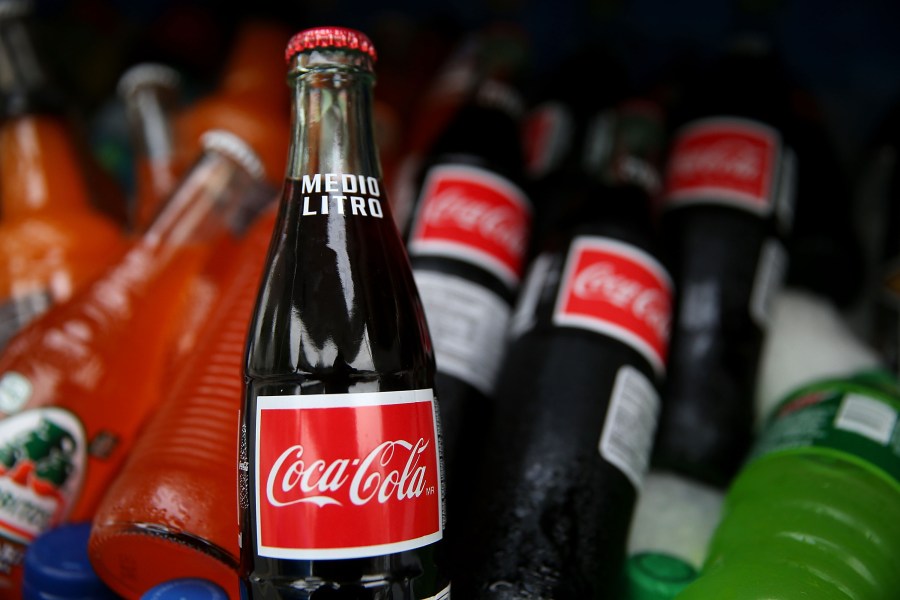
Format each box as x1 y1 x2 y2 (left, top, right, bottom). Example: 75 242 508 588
132 152 190 233
0 238 215 592
89 210 277 599
174 20 292 187
0 116 130 340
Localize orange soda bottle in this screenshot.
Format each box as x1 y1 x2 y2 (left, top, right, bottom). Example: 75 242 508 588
0 1 131 348
88 205 278 599
116 62 188 233
0 115 131 348
0 129 270 594
173 18 292 188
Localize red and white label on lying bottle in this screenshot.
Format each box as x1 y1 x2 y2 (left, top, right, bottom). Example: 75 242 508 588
255 389 443 560
554 236 673 375
662 117 781 214
408 164 532 288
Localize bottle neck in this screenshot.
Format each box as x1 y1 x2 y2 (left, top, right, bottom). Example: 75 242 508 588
142 148 266 255
123 78 184 231
285 50 381 181
0 114 95 217
0 11 65 117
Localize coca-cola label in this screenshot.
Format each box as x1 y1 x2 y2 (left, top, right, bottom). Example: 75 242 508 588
254 389 443 559
554 236 672 375
662 117 781 214
408 164 532 287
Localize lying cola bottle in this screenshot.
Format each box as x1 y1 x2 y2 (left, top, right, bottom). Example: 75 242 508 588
239 27 450 599
457 95 673 598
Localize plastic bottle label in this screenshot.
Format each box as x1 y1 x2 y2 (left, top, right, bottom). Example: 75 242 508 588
749 237 788 327
408 164 532 288
599 365 660 489
0 408 87 546
413 271 510 395
254 389 443 559
662 117 781 215
752 379 900 488
553 236 673 375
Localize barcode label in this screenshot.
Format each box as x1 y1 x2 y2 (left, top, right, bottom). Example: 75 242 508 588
834 394 897 445
598 365 660 489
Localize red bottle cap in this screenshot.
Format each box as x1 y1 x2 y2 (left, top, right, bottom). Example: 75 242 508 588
285 26 377 64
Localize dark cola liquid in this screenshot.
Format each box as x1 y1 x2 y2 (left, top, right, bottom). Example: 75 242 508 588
461 324 647 599
652 204 773 486
241 178 449 600
456 209 666 598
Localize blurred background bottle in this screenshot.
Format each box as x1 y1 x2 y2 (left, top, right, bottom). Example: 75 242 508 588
622 469 723 600
650 32 797 487
0 0 130 349
676 370 900 600
0 129 269 594
404 72 532 553
172 18 291 190
89 202 276 599
116 61 186 233
457 90 672 598
389 23 531 233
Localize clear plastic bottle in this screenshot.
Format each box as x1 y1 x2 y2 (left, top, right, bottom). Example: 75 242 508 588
676 370 900 599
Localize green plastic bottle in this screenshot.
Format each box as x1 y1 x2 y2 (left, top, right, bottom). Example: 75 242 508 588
676 370 900 599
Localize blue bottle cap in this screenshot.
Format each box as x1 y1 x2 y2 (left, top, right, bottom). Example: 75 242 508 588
140 578 229 600
22 522 118 600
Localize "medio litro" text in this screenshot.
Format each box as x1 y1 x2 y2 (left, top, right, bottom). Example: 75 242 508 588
300 173 384 218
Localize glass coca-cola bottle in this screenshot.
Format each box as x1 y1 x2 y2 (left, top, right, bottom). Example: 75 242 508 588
650 32 797 487
456 95 672 598
240 27 450 600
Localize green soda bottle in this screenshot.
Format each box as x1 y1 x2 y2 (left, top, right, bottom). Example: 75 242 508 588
676 370 900 599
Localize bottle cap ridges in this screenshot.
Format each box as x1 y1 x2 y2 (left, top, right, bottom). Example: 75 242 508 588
284 26 377 63
200 129 266 181
116 63 181 99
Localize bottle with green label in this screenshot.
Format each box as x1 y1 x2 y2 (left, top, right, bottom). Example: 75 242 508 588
675 370 900 599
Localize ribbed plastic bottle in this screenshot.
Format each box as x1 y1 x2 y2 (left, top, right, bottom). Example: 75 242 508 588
88 206 277 599
676 370 900 599
240 27 450 599
0 129 269 594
